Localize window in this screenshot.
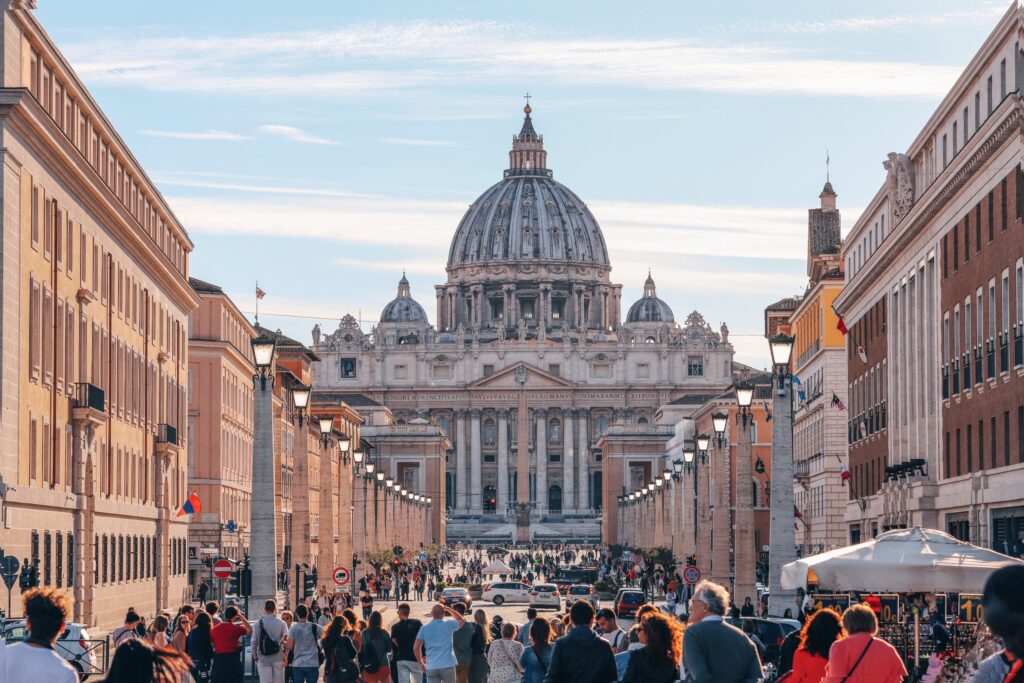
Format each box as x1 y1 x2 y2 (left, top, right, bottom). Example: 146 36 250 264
393 364 407 380
975 92 982 131
483 419 496 445
490 298 503 320
340 358 357 379
547 364 560 376
593 415 609 438
591 363 610 379
548 418 561 443
687 355 704 376
942 134 948 167
520 299 534 320
482 364 495 377
551 298 564 320
432 364 452 379
1002 178 1008 231
988 75 994 115
989 192 995 242
636 362 650 379
1001 58 1007 98
952 122 958 154
963 108 968 146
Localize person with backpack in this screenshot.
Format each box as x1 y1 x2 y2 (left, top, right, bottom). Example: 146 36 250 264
286 604 324 683
253 599 289 683
111 609 143 648
322 616 360 683
359 611 393 682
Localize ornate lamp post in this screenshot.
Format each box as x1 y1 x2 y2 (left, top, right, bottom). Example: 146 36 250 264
711 407 732 587
734 381 757 606
249 332 279 609
767 332 796 616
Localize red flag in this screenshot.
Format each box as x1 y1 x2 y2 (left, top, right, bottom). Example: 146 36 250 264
255 286 266 300
177 490 202 517
840 465 851 486
837 315 848 335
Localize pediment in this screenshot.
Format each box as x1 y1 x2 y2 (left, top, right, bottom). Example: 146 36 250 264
469 362 574 389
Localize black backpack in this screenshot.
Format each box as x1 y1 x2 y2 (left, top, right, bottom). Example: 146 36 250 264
332 635 361 682
257 618 281 657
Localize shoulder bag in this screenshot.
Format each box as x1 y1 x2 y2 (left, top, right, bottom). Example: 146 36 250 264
840 638 873 683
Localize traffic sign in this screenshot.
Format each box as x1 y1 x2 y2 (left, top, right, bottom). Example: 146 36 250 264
393 546 404 557
632 554 642 566
333 566 350 586
213 559 234 579
622 551 632 561
683 566 701 585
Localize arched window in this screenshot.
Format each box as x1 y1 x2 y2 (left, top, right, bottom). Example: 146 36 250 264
548 418 561 443
548 485 562 513
483 419 496 445
637 417 648 425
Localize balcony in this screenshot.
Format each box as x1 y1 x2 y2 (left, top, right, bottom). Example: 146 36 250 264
999 332 1009 373
794 459 810 485
1015 325 1023 366
71 382 106 426
155 423 180 457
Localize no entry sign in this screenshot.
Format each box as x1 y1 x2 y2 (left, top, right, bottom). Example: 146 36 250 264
683 566 701 585
213 559 234 579
333 566 350 586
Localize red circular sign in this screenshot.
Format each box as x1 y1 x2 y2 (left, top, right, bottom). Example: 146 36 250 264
213 559 234 579
683 566 701 585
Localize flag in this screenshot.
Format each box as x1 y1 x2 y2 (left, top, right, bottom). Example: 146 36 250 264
840 464 851 486
857 345 868 363
794 505 803 518
792 375 806 403
831 392 846 410
177 490 202 517
832 303 848 335
255 286 266 300
763 401 772 421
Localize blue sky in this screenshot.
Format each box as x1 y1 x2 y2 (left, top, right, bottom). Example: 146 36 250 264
37 0 1011 368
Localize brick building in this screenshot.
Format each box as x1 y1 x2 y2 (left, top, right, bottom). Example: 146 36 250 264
834 4 1024 553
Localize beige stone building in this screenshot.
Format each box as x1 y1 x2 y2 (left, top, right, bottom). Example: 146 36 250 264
311 106 734 542
0 3 196 629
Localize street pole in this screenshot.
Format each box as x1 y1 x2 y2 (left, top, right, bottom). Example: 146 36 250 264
250 334 279 612
734 384 757 608
768 334 797 616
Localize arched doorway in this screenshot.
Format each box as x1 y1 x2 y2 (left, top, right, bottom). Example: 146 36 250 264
483 485 497 513
548 485 562 513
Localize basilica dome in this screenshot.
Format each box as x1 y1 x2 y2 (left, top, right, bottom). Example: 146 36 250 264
446 105 610 270
626 273 675 324
380 274 428 324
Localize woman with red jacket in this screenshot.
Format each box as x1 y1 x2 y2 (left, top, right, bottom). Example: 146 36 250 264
823 604 906 683
789 608 843 683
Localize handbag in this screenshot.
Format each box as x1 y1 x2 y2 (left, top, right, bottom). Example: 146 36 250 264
840 638 873 683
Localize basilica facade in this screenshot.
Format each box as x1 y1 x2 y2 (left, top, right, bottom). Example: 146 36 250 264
311 106 735 539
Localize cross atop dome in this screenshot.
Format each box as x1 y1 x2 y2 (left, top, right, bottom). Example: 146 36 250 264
509 96 548 175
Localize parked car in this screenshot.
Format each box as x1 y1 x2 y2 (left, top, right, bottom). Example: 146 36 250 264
726 617 788 664
564 584 600 609
482 581 531 606
2 620 98 680
529 583 562 610
553 567 599 593
614 588 647 619
771 618 802 634
440 587 473 609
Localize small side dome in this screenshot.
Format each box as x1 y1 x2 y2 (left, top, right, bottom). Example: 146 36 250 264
626 272 675 323
380 273 428 324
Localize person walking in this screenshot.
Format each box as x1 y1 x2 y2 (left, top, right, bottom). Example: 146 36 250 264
253 599 290 683
681 580 761 683
469 610 490 683
519 617 554 683
210 605 251 683
391 603 423 683
322 616 360 683
781 608 840 683
451 604 476 683
822 604 906 683
286 604 324 683
100 638 193 683
619 612 681 683
170 609 191 653
542 601 617 683
186 611 215 682
360 590 374 621
486 622 524 683
516 608 538 646
414 604 466 683
594 609 627 654
111 609 143 647
146 615 171 648
358 611 393 683
0 587 79 683
198 579 210 604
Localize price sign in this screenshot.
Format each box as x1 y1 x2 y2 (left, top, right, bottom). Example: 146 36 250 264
958 593 984 623
876 594 901 623
812 593 851 613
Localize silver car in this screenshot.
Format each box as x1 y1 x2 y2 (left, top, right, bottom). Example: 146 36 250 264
2 620 99 680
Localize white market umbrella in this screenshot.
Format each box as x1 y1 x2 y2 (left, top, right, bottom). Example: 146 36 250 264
781 527 1024 593
483 559 512 575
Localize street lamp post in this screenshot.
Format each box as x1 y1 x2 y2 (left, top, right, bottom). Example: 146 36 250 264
767 333 797 616
710 407 732 587
734 382 757 607
250 333 279 610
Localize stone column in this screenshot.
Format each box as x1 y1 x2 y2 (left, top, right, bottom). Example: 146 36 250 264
516 399 530 504
509 286 518 326
455 410 468 513
734 414 757 608
711 436 731 587
497 409 509 515
695 455 712 574
251 379 279 604
535 409 548 515
769 375 798 616
563 409 575 514
577 413 589 511
470 408 483 515
71 421 98 625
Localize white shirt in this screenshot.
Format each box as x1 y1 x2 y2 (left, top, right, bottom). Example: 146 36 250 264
1 642 78 683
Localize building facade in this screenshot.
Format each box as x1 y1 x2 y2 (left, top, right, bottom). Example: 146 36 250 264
789 184 849 555
834 4 1024 554
0 3 196 629
311 106 734 541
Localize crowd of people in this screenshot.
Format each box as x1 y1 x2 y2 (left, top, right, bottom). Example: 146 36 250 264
3 547 1024 683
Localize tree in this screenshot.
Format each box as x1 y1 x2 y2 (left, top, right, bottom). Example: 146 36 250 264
365 549 394 575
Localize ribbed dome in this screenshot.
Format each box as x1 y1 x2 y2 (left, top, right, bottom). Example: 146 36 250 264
447 106 609 269
626 273 674 323
380 274 428 324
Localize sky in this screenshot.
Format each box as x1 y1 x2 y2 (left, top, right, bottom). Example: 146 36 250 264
36 0 1013 368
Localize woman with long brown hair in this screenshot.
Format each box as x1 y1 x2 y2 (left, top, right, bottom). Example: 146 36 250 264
100 638 192 683
790 608 843 683
321 615 359 683
619 611 682 683
519 617 553 683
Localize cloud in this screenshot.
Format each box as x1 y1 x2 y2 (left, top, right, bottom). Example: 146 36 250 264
141 129 251 141
63 20 963 100
258 124 338 145
154 176 377 199
734 5 1007 34
378 137 454 147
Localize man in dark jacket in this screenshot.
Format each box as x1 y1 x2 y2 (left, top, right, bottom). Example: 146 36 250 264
682 580 762 683
543 600 617 683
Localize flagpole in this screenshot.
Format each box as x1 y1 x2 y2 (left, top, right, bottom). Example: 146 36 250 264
255 280 260 324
